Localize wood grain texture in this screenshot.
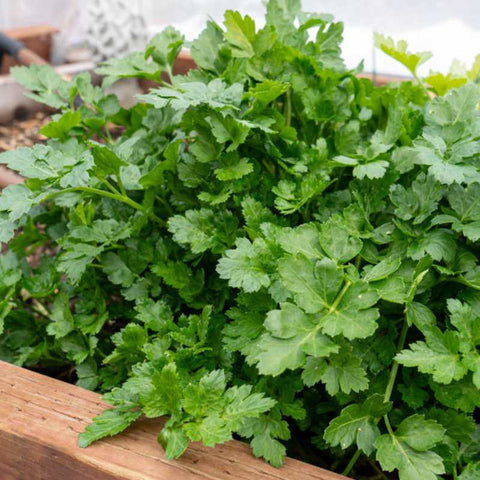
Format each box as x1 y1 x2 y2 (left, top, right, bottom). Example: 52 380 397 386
0 361 349 480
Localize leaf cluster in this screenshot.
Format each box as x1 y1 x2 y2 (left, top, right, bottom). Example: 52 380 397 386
1 2 479 478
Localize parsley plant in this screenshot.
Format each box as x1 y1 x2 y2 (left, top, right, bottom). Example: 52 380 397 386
0 2 479 478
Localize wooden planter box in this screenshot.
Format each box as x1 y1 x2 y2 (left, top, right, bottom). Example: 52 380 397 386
0 361 348 480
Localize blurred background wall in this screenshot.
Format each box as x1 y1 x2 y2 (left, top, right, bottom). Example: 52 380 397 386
1 0 479 75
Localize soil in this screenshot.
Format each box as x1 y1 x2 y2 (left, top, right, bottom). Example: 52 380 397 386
0 111 125 152
0 111 125 189
0 111 51 152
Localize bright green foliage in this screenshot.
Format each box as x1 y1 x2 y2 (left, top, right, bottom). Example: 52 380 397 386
397 299 480 389
10 64 70 108
459 462 480 480
374 33 432 77
425 55 480 95
324 394 392 454
95 27 184 86
376 415 446 480
78 408 142 447
1 2 479 479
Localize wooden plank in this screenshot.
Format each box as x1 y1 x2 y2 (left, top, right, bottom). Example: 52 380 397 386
0 361 349 480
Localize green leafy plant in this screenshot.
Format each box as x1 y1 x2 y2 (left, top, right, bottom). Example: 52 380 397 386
1 2 479 478
374 33 480 96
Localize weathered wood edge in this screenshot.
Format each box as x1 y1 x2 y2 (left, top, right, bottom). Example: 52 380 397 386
0 361 350 480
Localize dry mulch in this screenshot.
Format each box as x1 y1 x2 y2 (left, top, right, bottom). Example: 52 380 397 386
0 111 124 189
0 112 50 188
0 112 51 153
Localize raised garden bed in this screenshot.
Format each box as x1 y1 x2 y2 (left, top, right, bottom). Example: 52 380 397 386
0 360 346 480
1 3 480 480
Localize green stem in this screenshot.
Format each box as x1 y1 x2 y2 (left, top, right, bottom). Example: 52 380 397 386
329 279 352 313
165 64 174 84
260 158 276 176
383 413 395 436
42 187 165 226
102 179 121 195
277 158 299 176
43 186 130 205
104 126 114 144
377 318 410 465
96 346 107 359
116 175 127 198
453 465 459 480
292 97 308 142
32 299 50 318
284 88 292 127
325 278 358 475
97 132 111 144
452 275 480 290
4 285 16 302
384 318 409 403
413 72 430 96
0 285 17 321
343 312 409 477
333 167 346 192
342 449 361 477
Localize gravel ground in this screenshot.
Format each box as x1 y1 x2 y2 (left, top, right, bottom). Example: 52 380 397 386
0 111 50 153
